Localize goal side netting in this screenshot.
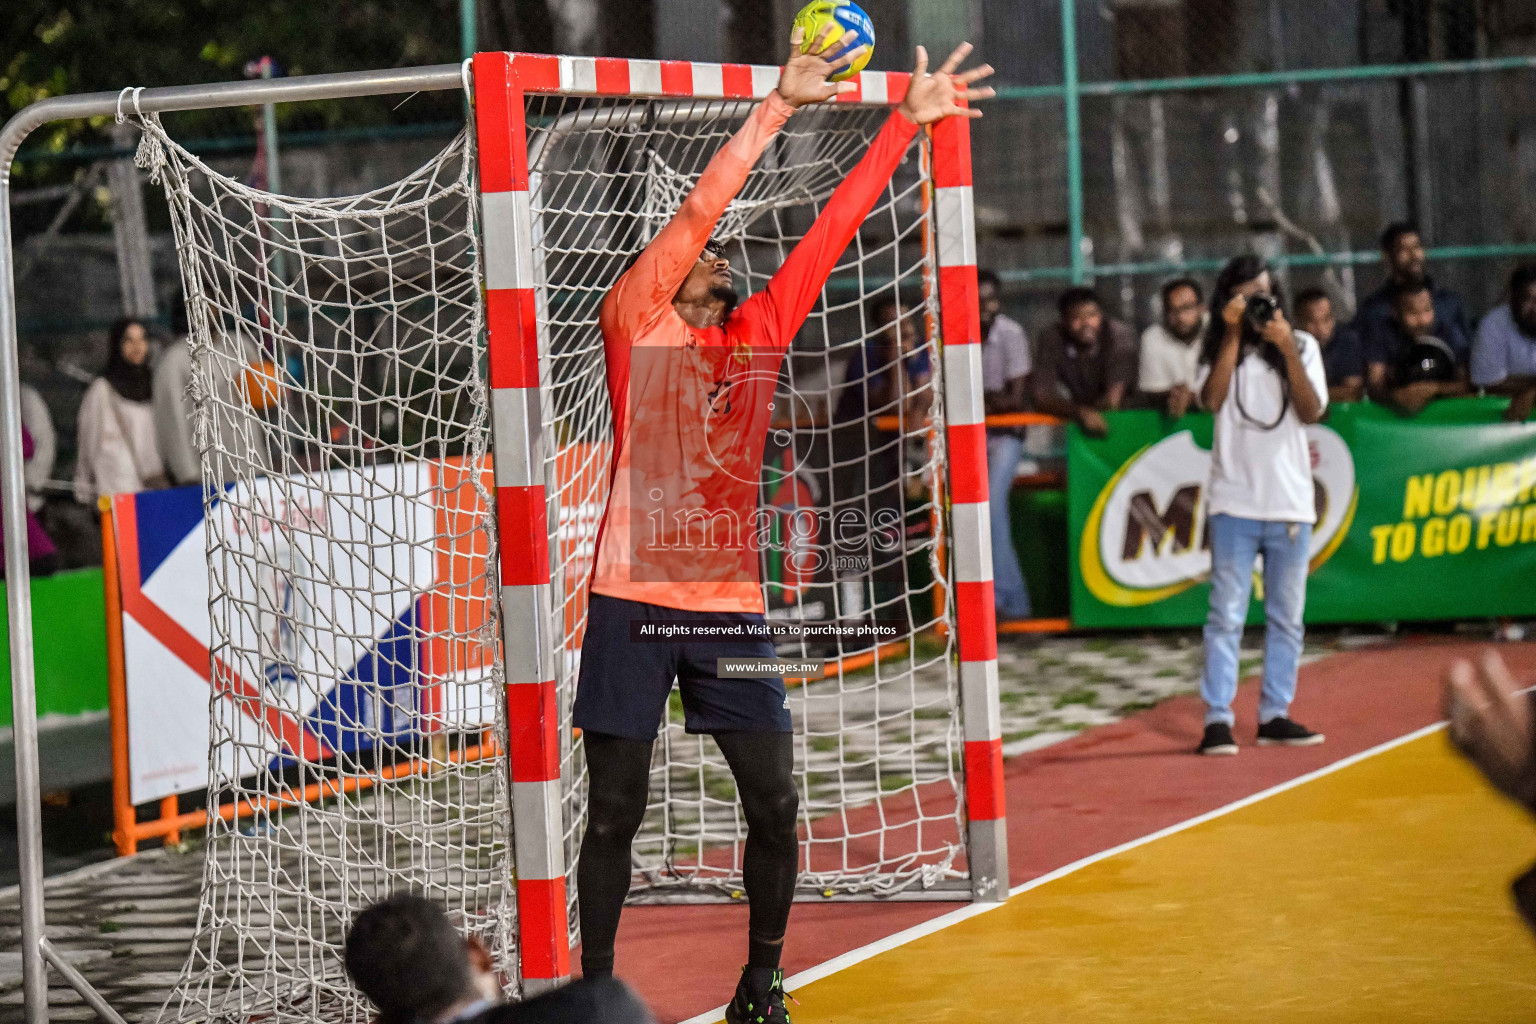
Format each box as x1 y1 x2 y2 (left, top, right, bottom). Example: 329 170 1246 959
133 118 517 1024
510 84 968 931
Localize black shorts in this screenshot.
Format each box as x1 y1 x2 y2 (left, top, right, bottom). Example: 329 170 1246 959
571 594 794 741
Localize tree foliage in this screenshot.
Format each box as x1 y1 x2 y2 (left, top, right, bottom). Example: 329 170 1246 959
4 0 466 161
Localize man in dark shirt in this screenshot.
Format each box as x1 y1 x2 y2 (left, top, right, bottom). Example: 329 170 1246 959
1367 280 1471 415
345 893 657 1024
1354 222 1472 377
1030 287 1138 438
1293 288 1364 403
830 293 932 621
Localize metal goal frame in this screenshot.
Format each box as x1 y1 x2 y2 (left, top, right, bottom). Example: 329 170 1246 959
0 52 1007 1021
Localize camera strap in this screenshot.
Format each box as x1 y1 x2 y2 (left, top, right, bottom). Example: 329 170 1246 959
1233 355 1290 431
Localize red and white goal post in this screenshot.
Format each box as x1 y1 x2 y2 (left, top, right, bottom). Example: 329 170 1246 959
470 51 1007 991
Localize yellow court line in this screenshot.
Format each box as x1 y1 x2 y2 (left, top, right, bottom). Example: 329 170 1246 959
774 730 1536 1023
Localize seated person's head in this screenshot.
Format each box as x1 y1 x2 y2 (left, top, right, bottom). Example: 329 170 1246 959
1511 263 1536 337
1381 221 1427 286
1057 287 1103 349
867 293 918 353
1293 288 1335 344
1392 281 1436 339
977 269 1002 331
345 893 502 1024
1159 278 1203 342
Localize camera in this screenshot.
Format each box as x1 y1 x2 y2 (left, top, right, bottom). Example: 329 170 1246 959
1394 335 1457 384
1244 293 1280 332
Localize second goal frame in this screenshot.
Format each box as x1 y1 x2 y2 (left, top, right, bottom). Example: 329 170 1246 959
469 51 1009 992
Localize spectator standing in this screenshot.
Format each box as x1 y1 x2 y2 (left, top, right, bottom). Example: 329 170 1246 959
1356 222 1472 390
74 318 166 505
1368 281 1471 415
345 892 656 1024
831 294 932 620
1138 278 1207 417
154 296 278 487
1195 256 1327 756
1471 263 1536 422
0 426 59 579
1031 287 1138 437
1293 288 1365 403
976 269 1031 620
153 296 202 487
18 384 55 512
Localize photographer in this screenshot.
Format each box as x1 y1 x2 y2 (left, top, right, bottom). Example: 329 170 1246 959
1195 256 1328 756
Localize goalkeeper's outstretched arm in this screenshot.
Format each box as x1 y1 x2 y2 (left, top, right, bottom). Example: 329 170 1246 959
600 24 869 341
758 42 996 346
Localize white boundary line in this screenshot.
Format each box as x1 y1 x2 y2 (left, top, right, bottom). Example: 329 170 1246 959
677 719 1448 1024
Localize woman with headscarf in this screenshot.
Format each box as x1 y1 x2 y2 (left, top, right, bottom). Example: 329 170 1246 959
74 317 167 504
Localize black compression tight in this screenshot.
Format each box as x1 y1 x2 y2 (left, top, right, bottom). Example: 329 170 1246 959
577 730 799 979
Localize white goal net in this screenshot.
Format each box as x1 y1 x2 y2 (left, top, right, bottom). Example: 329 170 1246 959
128 70 971 1023
519 89 967 922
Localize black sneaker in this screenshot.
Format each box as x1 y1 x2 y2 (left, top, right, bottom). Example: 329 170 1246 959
1257 717 1324 746
725 967 794 1024
1197 722 1238 756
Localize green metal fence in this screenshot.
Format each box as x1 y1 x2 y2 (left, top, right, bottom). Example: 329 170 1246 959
962 0 1536 332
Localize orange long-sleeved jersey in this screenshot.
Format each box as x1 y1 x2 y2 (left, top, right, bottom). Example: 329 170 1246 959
590 92 921 613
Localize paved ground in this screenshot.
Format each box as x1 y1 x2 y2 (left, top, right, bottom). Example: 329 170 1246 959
0 625 1406 1022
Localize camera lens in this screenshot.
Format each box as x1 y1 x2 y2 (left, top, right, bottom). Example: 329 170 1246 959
1245 294 1278 328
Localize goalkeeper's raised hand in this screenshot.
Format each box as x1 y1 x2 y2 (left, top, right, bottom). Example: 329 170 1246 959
776 23 867 109
898 42 995 125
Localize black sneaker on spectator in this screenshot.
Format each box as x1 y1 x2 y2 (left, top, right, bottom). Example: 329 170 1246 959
1197 723 1238 756
1256 717 1324 746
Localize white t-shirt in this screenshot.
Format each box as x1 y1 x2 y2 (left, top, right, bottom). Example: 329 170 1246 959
1195 330 1329 523
73 377 165 504
1137 321 1206 392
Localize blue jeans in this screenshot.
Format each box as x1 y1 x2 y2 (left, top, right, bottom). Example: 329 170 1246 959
1200 514 1311 726
986 433 1031 619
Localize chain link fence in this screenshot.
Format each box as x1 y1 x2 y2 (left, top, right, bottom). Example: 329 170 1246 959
966 0 1536 337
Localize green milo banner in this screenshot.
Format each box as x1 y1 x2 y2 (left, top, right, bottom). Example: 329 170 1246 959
1067 400 1536 628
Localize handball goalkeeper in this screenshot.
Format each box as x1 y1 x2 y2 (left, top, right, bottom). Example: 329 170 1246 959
571 23 993 1024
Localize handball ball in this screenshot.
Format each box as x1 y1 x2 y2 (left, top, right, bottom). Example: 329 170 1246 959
241 360 283 412
794 1 875 83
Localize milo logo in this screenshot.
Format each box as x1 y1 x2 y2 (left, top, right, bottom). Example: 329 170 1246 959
1079 428 1357 607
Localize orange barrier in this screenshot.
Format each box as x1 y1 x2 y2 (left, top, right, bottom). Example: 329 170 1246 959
870 413 1072 636
111 731 501 850
873 411 1064 432
997 617 1072 635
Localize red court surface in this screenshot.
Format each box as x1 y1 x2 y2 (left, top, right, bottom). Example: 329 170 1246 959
603 638 1536 1023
